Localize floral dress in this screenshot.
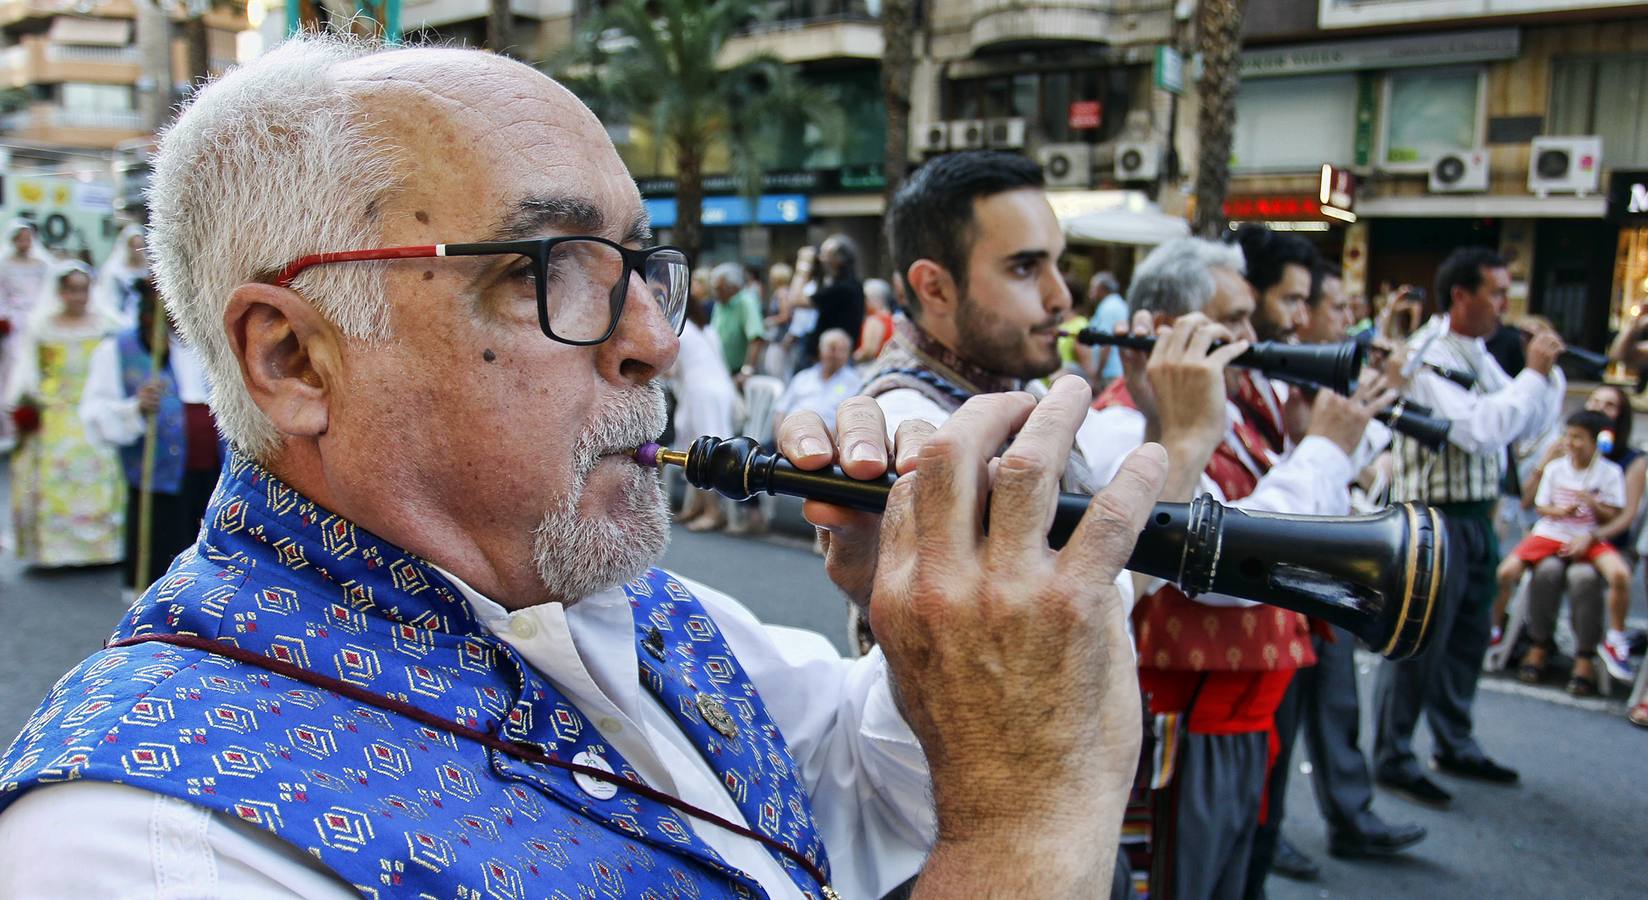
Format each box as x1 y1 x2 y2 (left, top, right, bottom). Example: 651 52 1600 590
10 318 123 567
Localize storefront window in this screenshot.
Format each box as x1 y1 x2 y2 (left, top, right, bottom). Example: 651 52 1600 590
1232 74 1358 172
1550 55 1648 168
1382 67 1481 166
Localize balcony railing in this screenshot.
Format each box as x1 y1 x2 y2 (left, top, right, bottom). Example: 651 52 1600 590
742 0 880 33
1 105 144 134
44 43 141 65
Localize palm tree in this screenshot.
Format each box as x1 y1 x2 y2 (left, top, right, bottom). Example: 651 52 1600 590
557 0 836 261
879 0 917 204
1190 0 1247 238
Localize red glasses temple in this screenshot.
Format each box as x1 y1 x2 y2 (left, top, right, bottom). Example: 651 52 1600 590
275 245 443 287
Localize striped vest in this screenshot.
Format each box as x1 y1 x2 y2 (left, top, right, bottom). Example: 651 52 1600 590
1391 318 1511 504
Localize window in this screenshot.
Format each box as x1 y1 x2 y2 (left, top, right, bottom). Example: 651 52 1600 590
1381 66 1482 167
59 83 133 114
1231 74 1358 172
1549 55 1648 167
946 67 1133 143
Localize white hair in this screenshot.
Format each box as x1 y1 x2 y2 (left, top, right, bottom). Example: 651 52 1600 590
147 33 402 460
1129 238 1247 319
710 262 744 290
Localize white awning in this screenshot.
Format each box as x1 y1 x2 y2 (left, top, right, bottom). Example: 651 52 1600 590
1061 199 1190 246
47 17 133 46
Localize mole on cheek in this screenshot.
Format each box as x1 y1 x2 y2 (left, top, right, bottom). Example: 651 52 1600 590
414 210 430 224
422 271 434 281
483 349 497 363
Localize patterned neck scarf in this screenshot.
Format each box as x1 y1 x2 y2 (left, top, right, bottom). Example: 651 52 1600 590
862 317 1021 409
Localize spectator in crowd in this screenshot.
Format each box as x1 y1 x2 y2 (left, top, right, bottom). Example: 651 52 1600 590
855 278 896 363
774 328 862 434
0 220 52 453
669 276 737 533
709 261 765 380
804 234 865 363
80 276 221 590
760 261 796 376
1088 271 1128 388
1512 385 1645 685
1377 248 1566 808
93 224 148 326
1495 410 1628 695
5 261 124 568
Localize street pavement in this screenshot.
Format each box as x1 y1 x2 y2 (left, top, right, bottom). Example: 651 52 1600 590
2 513 1644 898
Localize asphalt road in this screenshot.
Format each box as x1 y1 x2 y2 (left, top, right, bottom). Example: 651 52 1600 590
2 511 1644 898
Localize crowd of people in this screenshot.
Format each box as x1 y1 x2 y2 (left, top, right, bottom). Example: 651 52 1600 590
0 220 218 590
0 36 1642 900
663 149 1648 898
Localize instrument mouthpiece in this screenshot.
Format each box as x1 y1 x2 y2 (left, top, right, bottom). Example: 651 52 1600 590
634 442 662 468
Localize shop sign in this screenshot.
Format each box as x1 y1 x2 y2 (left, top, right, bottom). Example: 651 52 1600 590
1608 170 1648 224
1069 100 1102 130
638 169 879 198
1318 164 1356 222
642 193 809 229
1223 195 1321 221
1240 27 1519 79
1154 46 1184 95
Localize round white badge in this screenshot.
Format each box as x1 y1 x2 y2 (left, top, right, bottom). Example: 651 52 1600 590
571 749 619 800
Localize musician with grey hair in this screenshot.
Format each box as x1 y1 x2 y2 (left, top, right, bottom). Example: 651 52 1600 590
1087 236 1391 900
0 36 1165 898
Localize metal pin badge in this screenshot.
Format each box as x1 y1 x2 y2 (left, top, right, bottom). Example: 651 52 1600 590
642 627 666 661
695 693 739 740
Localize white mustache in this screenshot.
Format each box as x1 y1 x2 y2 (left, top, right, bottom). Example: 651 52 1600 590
572 383 667 479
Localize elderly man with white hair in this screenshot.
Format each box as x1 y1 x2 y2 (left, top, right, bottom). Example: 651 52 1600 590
1087 236 1390 900
0 36 1167 898
710 259 766 379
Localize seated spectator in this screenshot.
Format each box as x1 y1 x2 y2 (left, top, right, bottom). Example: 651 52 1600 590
1494 409 1630 695
772 328 862 434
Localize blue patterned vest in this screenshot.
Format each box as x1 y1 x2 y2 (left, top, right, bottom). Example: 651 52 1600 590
0 456 833 898
114 328 185 494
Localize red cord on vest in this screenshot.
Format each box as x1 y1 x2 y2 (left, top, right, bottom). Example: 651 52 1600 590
106 633 837 897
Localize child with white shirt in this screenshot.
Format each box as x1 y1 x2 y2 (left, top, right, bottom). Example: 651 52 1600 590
1492 410 1629 692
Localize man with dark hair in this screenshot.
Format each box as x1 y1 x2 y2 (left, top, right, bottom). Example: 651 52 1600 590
1373 246 1566 809
1301 262 1351 345
1233 224 1318 343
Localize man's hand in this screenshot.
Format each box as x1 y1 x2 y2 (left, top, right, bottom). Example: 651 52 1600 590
868 377 1165 895
136 380 164 414
1122 311 1246 502
775 396 935 608
1306 372 1398 456
1523 323 1564 377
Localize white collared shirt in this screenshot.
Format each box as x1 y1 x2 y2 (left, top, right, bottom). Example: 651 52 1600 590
0 572 934 899
79 333 213 448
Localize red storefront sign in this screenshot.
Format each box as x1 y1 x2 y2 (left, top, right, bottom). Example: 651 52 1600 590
1069 101 1102 130
1223 196 1322 220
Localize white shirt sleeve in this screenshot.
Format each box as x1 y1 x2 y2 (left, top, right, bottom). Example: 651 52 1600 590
677 576 933 900
872 387 951 437
1350 420 1393 475
79 336 145 447
0 780 356 899
1408 367 1565 455
1534 457 1561 507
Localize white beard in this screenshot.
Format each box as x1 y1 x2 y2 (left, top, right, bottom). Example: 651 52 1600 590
530 383 670 601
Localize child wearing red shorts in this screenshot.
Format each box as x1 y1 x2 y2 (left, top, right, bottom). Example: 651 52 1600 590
1492 409 1629 671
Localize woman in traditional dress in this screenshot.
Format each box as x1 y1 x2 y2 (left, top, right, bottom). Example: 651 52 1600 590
0 221 52 452
92 224 147 326
5 262 124 567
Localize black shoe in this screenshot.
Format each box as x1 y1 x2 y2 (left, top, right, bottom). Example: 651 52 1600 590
1328 821 1428 858
1271 835 1320 881
1432 753 1519 784
1375 772 1453 809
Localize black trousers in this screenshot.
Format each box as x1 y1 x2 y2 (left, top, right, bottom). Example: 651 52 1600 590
122 468 218 589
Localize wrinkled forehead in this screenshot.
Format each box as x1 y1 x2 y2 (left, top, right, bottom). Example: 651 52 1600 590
338 49 645 244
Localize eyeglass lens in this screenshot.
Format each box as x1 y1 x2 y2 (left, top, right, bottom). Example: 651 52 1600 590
539 240 689 342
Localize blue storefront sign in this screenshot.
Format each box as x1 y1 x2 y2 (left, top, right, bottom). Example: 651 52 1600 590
644 193 809 229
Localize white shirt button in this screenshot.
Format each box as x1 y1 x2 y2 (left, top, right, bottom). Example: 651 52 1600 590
571 749 618 800
509 616 537 640
596 717 623 735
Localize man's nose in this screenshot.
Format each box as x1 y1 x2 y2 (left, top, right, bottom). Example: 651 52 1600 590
600 273 678 385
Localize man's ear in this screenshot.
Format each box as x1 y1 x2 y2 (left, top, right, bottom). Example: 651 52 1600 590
905 259 958 320
223 282 340 440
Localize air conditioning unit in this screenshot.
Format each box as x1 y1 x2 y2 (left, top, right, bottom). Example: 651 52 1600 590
1529 136 1602 195
1428 149 1488 193
1114 140 1161 181
987 117 1026 149
916 122 949 154
1037 143 1093 189
949 119 987 151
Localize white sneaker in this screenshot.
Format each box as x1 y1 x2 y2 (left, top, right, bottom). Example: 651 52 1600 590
1598 638 1638 682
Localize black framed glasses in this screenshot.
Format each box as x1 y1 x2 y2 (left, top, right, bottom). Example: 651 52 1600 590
275 236 691 346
